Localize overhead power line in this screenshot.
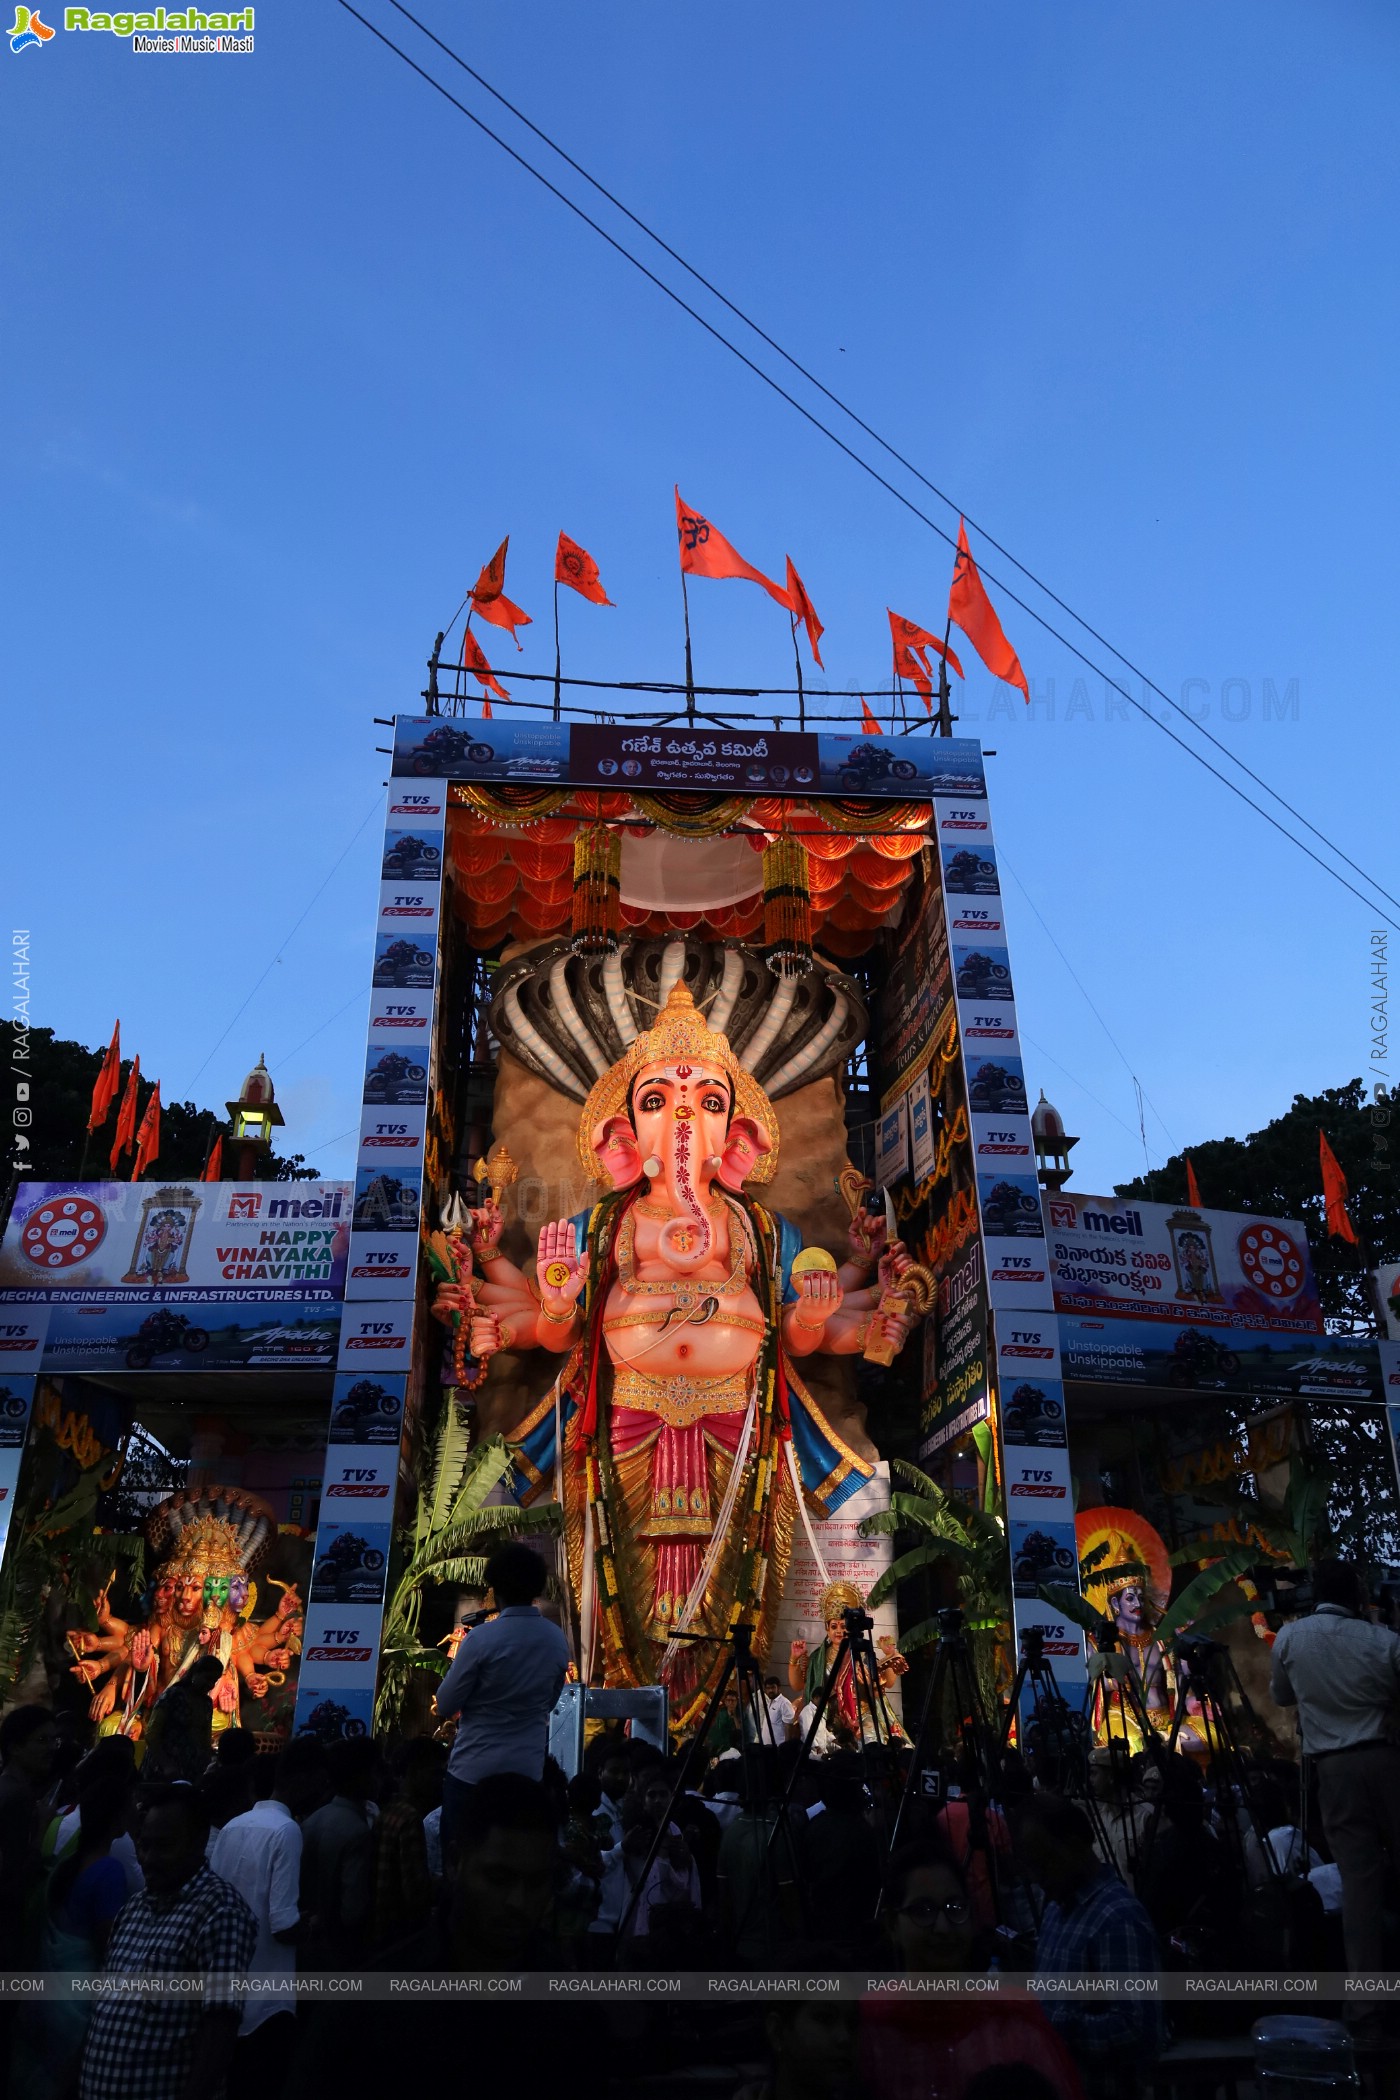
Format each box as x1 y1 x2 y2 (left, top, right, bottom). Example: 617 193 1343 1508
384 0 1400 929
189 792 383 1087
333 0 1400 937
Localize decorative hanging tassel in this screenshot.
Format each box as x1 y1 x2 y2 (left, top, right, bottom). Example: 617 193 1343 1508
761 834 813 978
571 822 622 954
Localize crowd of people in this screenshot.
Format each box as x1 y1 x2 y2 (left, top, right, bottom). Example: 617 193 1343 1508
0 1548 1395 2100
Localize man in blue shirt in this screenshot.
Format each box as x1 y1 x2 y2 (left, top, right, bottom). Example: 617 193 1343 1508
1015 1792 1165 2100
434 1543 570 1854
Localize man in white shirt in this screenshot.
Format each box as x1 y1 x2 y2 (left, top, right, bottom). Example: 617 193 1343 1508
55 1738 144 1896
597 1749 632 1848
208 1737 328 2076
434 1543 570 1855
593 1769 700 1939
765 1676 796 1745
1270 1558 1400 1971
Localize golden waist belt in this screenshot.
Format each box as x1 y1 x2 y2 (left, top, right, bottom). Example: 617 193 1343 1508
612 1366 751 1428
603 1309 767 1337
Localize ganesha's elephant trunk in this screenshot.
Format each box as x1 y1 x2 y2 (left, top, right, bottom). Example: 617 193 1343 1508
655 1119 714 1272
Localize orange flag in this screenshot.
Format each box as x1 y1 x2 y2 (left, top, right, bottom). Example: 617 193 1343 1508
463 626 509 718
87 1020 121 1133
470 536 532 648
1319 1131 1359 1244
860 696 882 734
202 1133 224 1183
947 520 1029 701
555 532 613 606
888 609 964 711
675 489 790 608
1184 1156 1203 1208
110 1056 140 1173
784 558 824 668
132 1082 161 1181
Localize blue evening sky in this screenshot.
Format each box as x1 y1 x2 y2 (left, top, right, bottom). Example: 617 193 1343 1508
5 1 1396 1195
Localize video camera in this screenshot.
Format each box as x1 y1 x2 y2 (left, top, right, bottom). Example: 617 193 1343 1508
1173 1634 1227 1684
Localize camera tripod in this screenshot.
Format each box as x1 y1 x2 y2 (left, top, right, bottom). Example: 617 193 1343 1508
610 1619 777 1955
1137 1634 1276 1887
885 1605 998 1860
739 1602 908 1941
997 1625 1125 1877
1086 1615 1166 1758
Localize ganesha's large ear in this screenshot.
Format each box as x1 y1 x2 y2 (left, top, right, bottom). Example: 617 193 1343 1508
716 1114 773 1190
591 1113 644 1189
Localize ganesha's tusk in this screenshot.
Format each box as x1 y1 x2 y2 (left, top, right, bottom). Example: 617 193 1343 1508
783 1438 831 1589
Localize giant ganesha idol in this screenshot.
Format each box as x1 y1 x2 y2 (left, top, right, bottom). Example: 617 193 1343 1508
68 1485 303 1738
432 981 914 1719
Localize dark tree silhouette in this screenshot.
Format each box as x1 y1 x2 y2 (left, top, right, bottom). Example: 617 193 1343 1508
1 1023 318 1186
1117 1078 1399 1568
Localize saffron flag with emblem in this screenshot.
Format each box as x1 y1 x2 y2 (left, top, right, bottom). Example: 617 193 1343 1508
132 1082 162 1182
110 1056 141 1174
1319 1130 1360 1244
88 1020 121 1133
202 1133 224 1183
946 520 1029 701
1184 1156 1203 1208
784 558 825 668
860 696 882 734
555 532 613 606
888 609 963 711
675 489 790 607
463 626 509 718
470 536 532 646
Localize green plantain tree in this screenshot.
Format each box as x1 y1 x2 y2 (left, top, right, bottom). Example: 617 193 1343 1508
373 1408 560 1733
0 1432 145 1699
860 1459 1012 1721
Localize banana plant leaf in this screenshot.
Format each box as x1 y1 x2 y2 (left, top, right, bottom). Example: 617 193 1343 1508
897 1610 1005 1654
865 1539 977 1609
1155 1544 1261 1641
1176 1593 1258 1640
1037 1583 1112 1635
889 1458 943 1499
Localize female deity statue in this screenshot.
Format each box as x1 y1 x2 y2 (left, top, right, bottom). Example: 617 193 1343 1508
432 981 914 1719
788 1578 910 1753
